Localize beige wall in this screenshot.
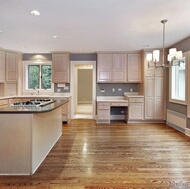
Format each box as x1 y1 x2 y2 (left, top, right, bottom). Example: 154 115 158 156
77 69 93 103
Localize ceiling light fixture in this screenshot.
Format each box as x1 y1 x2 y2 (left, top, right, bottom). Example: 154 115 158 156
146 20 184 69
30 10 40 16
52 35 58 38
146 19 168 68
167 48 185 66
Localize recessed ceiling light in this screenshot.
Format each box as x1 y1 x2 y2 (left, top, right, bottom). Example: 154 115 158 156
30 10 40 16
52 35 58 38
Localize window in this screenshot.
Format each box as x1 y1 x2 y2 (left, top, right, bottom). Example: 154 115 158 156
170 62 186 104
24 62 53 91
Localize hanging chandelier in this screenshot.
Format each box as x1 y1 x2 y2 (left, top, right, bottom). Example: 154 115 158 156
146 19 185 68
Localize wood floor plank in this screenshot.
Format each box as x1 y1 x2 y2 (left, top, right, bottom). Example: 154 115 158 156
1 119 190 188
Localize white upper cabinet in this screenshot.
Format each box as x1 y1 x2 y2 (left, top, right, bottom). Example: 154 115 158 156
97 53 112 82
52 53 70 83
97 53 138 83
0 51 5 82
6 52 18 82
127 53 141 83
112 54 126 82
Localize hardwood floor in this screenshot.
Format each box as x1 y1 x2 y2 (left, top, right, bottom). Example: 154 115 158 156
1 120 190 188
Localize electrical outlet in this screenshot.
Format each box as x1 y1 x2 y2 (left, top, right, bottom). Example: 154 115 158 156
118 88 122 91
112 88 115 92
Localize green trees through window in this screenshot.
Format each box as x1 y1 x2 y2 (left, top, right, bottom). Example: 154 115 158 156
28 65 51 89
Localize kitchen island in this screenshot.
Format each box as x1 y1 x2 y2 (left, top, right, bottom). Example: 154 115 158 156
0 99 68 175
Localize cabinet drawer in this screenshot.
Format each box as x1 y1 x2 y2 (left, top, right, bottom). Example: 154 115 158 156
129 98 144 103
98 105 110 110
97 110 110 120
111 102 128 106
97 102 110 106
0 99 8 106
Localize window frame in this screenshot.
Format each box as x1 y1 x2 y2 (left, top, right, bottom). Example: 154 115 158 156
169 60 187 105
23 61 54 93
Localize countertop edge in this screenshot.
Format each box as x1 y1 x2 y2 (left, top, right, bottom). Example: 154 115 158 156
0 100 68 114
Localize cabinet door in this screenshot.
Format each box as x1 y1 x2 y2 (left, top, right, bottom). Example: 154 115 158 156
129 103 144 120
52 53 70 83
5 83 17 96
144 77 154 119
112 54 126 82
154 77 164 119
127 53 141 82
97 54 112 82
6 52 18 82
0 51 5 82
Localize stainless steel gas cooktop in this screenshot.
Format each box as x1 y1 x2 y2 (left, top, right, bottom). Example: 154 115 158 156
10 98 56 107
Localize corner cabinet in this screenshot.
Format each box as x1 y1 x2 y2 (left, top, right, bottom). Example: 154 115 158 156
52 53 70 83
6 52 18 82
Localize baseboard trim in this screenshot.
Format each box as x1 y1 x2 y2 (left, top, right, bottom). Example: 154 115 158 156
185 128 190 137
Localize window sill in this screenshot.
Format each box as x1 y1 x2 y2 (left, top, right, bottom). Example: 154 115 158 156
169 98 187 105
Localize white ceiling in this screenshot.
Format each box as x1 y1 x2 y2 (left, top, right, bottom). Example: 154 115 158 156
1 0 190 53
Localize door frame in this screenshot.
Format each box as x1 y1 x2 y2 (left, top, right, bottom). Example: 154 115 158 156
70 61 96 119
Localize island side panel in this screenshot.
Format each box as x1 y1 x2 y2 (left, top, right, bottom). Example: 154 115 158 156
32 107 62 174
0 114 32 175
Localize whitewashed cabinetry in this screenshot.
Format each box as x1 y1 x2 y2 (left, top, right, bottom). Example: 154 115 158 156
61 97 71 122
0 99 8 107
52 53 70 83
112 54 126 82
127 53 142 82
97 54 112 82
144 77 164 120
0 51 5 82
142 50 164 120
6 52 18 82
97 53 126 83
97 102 110 123
128 97 144 120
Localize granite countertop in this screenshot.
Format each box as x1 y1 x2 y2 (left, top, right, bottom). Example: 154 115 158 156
0 99 68 114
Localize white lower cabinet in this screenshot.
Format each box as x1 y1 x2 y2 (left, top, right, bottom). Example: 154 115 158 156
97 102 110 123
128 97 144 120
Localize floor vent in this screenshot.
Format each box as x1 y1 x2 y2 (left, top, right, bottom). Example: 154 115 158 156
166 109 186 133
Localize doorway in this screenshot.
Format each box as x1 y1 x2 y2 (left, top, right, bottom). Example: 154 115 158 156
70 61 96 119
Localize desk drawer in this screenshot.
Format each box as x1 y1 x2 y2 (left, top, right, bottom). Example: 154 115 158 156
111 102 128 106
97 102 110 106
0 99 8 106
98 105 110 110
129 98 144 103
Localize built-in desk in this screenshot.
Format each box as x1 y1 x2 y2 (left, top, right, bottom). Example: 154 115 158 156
97 96 128 123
